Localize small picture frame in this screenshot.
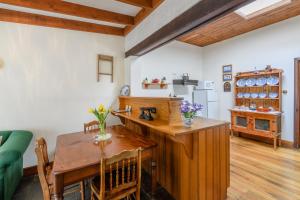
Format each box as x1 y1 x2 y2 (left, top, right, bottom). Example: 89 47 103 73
223 65 232 73
224 82 231 92
223 74 232 81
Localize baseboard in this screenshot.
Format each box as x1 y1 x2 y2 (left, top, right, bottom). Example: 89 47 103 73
24 161 53 177
233 132 295 149
281 139 294 149
23 165 37 177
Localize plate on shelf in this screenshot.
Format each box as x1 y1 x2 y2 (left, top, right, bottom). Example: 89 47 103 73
251 93 258 98
120 85 130 96
256 77 267 86
243 93 251 98
237 79 246 87
267 76 279 85
245 78 256 87
237 93 244 98
269 92 278 99
258 92 267 98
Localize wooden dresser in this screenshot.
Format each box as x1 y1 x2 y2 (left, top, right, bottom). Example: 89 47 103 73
113 96 230 200
230 69 283 149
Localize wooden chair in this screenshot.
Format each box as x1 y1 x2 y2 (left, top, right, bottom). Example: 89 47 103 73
90 148 142 200
35 137 85 200
84 120 99 133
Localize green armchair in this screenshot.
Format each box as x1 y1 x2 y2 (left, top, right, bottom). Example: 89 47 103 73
0 130 33 200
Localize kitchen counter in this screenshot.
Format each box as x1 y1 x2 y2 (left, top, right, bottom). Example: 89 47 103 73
114 96 230 200
113 111 228 136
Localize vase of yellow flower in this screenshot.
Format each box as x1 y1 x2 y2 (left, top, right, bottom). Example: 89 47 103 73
89 104 112 141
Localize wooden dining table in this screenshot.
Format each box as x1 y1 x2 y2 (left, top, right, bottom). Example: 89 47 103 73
52 125 158 200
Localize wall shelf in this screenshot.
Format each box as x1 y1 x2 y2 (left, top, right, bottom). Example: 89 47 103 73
142 83 168 89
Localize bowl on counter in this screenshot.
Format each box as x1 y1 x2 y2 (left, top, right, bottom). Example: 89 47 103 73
257 107 270 112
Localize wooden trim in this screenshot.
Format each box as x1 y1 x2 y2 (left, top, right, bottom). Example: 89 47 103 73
294 58 300 148
124 0 164 35
233 132 294 149
23 165 37 177
125 0 254 57
24 161 54 177
281 139 294 149
0 0 134 25
116 0 153 8
0 8 124 36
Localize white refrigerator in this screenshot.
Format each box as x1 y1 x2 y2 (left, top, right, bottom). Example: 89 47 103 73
193 81 218 119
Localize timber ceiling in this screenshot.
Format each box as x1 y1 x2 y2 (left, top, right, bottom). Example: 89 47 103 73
0 0 164 36
179 0 300 47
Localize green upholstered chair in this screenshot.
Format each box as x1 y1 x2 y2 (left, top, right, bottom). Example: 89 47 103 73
0 130 33 200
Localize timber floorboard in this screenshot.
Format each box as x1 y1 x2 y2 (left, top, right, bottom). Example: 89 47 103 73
227 137 300 200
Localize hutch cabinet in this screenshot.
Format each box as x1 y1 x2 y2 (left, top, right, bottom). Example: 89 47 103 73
230 69 283 149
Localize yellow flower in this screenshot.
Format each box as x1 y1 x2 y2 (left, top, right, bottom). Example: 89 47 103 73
98 104 106 113
88 108 94 113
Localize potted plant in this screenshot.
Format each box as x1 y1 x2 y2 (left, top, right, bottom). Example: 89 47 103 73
180 101 203 127
89 104 112 141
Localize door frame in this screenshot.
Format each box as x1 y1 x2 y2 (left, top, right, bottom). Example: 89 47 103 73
294 58 300 148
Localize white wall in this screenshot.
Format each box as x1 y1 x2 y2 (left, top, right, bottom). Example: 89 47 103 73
0 22 125 167
129 41 203 97
202 16 300 142
125 0 200 50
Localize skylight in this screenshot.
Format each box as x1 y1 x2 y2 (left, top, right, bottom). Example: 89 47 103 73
235 0 292 19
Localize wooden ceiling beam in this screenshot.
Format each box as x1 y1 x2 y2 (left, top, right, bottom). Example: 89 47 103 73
0 8 124 36
124 0 164 35
125 0 254 57
0 0 134 25
115 0 153 8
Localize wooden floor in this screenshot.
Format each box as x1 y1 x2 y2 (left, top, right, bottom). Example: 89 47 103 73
228 137 300 200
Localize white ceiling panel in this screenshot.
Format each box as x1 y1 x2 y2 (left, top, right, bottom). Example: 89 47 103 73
64 0 141 16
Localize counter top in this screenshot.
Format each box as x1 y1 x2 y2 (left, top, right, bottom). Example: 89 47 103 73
113 111 228 136
119 96 183 101
229 108 281 116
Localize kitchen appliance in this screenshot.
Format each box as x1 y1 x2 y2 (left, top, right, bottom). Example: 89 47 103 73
193 81 218 119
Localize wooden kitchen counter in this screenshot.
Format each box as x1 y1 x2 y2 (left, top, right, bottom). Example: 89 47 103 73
113 111 227 136
114 96 230 200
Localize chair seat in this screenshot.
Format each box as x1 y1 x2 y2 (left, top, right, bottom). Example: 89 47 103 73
91 176 137 200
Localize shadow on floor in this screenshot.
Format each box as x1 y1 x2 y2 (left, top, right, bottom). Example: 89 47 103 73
13 171 175 200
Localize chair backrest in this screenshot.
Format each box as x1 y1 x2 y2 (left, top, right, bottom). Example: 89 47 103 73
84 120 99 133
99 148 142 200
35 137 51 200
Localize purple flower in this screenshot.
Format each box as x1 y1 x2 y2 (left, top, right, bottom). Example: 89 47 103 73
193 103 203 112
180 101 203 117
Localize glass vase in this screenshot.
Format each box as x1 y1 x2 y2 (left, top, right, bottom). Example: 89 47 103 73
183 116 193 128
94 122 112 142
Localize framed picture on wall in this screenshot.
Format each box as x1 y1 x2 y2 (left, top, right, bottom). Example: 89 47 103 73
223 65 232 73
224 82 231 92
223 73 232 81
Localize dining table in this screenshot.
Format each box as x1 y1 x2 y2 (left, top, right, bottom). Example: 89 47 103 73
52 125 158 200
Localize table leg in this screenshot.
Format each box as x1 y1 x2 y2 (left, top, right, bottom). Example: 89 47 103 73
53 174 64 200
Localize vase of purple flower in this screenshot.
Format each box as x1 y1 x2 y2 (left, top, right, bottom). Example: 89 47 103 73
180 100 203 127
